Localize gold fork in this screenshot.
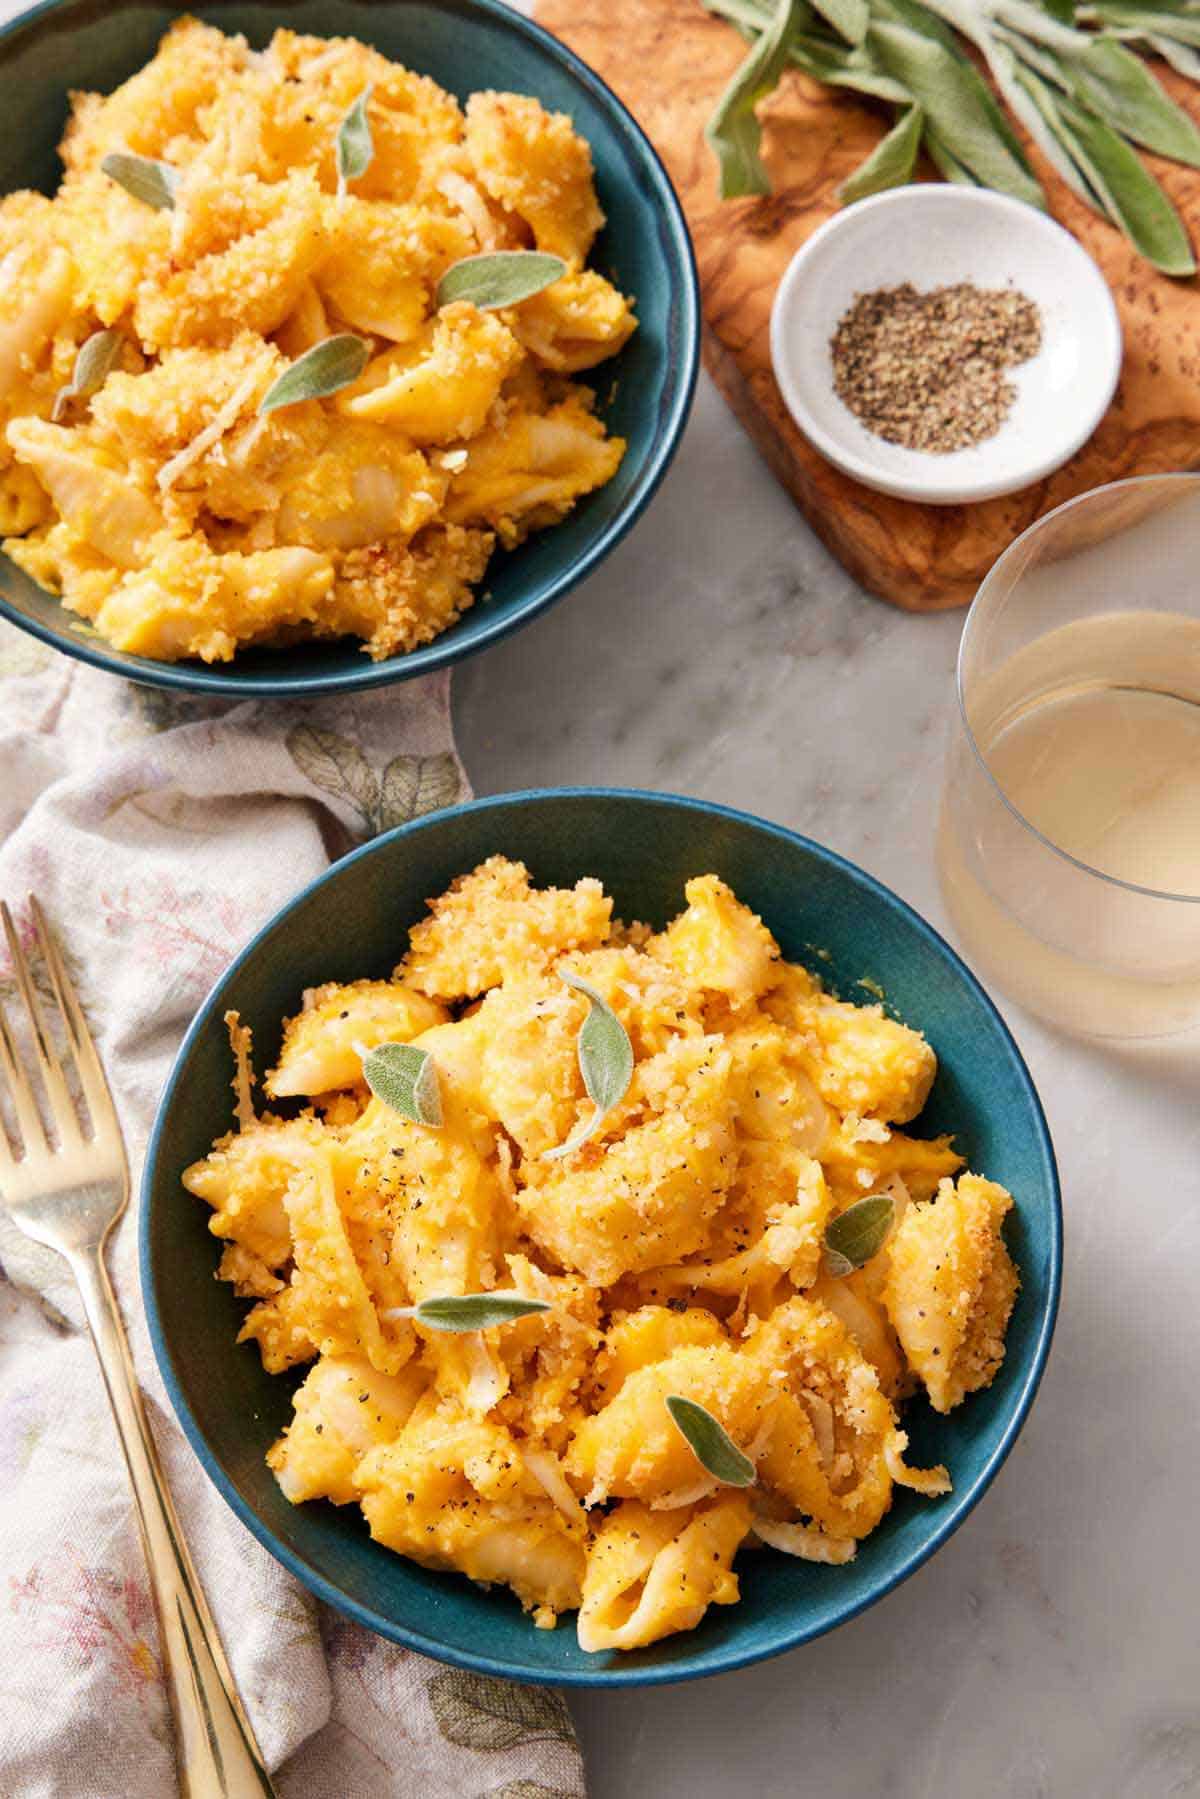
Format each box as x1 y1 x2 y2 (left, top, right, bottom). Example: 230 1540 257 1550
0 899 276 1799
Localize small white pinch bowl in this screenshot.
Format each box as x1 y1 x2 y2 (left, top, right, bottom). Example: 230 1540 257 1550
769 185 1122 505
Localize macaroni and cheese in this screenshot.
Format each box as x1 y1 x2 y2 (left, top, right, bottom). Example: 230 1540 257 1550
186 859 1019 1652
0 23 634 663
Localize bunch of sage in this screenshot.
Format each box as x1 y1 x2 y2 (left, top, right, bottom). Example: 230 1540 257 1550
703 0 1200 273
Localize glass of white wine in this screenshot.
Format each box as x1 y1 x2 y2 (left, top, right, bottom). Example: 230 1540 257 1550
938 474 1200 1038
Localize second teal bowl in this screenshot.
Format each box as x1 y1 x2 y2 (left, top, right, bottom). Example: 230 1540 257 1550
142 790 1062 1687
0 0 698 695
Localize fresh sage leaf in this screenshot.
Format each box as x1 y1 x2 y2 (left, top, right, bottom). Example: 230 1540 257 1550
336 85 374 198
870 20 1048 207
789 31 913 101
1061 96 1196 272
361 1041 443 1126
1068 37 1200 165
543 969 634 1160
564 970 634 1112
949 16 1109 207
1149 34 1200 81
705 0 808 197
991 0 1088 51
100 151 178 211
840 102 924 199
703 4 911 101
811 0 869 44
435 251 566 311
971 31 1105 210
923 123 982 183
259 334 370 413
1091 4 1200 51
1089 3 1200 50
1014 59 1121 218
869 0 952 48
824 1193 896 1276
396 1291 551 1333
666 1395 757 1487
993 19 1071 85
1020 64 1196 271
52 329 124 422
875 0 1040 172
875 0 977 57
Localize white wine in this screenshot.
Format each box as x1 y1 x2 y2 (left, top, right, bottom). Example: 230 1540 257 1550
939 610 1200 1038
987 684 1200 894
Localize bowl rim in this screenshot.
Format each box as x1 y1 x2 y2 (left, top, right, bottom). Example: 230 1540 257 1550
140 786 1063 1688
0 0 700 696
769 184 1122 506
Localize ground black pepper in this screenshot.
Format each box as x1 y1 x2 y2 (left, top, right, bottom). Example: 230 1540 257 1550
830 282 1042 454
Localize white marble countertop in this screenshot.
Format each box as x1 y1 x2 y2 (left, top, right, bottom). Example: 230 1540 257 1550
455 375 1200 1799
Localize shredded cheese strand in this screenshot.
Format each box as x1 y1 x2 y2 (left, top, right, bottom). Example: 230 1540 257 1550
157 363 265 492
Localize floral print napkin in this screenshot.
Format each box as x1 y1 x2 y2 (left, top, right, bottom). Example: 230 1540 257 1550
0 622 585 1799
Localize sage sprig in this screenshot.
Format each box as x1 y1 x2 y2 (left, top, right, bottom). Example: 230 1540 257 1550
1070 36 1200 163
259 335 371 413
336 86 374 199
706 0 808 195
666 1396 757 1487
392 1291 551 1332
100 151 178 211
817 0 869 44
52 329 124 422
1146 35 1200 83
824 1192 895 1277
1017 58 1197 273
543 969 634 1161
435 251 567 310
839 101 924 198
361 1041 443 1126
702 0 1200 272
869 17 1046 208
1084 3 1200 51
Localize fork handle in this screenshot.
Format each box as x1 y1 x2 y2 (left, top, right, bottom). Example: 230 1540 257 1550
70 1242 278 1799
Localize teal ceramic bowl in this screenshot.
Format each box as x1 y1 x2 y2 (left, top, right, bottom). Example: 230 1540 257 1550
142 790 1062 1686
0 0 698 696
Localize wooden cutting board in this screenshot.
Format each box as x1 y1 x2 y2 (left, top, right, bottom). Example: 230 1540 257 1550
535 0 1200 610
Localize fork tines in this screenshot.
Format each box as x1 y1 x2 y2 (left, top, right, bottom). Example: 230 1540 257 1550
0 898 113 1157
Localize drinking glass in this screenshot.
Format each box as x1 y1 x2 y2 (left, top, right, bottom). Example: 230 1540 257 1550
937 474 1200 1038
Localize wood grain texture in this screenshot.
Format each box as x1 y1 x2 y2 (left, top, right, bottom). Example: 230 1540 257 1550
534 0 1200 610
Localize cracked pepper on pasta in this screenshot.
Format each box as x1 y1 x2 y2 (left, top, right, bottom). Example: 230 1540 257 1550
0 21 634 662
185 860 1019 1652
